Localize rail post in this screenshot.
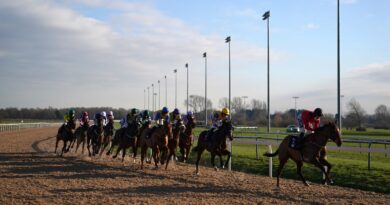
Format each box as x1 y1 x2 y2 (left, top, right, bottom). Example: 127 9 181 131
268 145 272 177
228 139 232 171
368 142 372 170
256 138 259 160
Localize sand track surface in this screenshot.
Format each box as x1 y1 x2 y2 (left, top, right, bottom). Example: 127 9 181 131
0 127 388 204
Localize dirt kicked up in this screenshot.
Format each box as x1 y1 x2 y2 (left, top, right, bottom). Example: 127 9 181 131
0 127 388 205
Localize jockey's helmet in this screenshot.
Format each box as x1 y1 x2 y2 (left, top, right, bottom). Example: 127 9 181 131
173 108 180 114
187 111 193 116
83 111 88 116
69 109 76 117
130 108 138 115
108 111 114 116
162 107 169 114
314 108 323 117
100 111 106 118
143 110 149 117
222 108 230 116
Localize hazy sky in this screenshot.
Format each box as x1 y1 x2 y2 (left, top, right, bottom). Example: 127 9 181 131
0 0 389 114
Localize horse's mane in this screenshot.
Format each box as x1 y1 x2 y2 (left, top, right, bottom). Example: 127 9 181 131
315 121 336 132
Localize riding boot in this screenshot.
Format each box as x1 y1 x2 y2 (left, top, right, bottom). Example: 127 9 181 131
297 132 305 150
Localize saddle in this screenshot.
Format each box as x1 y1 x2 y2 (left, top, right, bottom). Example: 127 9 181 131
289 135 304 150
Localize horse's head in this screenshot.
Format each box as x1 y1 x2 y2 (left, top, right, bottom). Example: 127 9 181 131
220 120 233 141
319 121 342 147
163 120 173 140
175 119 186 133
187 117 196 129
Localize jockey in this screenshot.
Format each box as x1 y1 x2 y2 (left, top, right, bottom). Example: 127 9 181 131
154 107 169 125
139 110 152 126
183 111 194 124
119 117 127 128
296 108 323 142
107 111 114 123
207 108 230 140
79 111 89 127
94 113 103 125
100 111 107 126
127 108 139 126
64 109 76 125
169 108 181 125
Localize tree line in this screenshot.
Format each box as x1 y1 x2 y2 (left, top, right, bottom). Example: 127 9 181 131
1 96 389 129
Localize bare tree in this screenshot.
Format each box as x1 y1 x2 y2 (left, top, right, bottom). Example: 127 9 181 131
232 97 244 112
184 95 213 114
219 97 229 108
346 98 366 129
375 104 390 128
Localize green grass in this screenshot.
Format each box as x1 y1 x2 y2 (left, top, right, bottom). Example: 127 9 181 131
187 127 390 193
184 142 390 193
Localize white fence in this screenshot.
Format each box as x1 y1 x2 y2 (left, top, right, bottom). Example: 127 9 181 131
0 122 62 132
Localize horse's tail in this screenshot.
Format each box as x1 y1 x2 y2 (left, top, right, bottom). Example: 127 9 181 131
263 149 279 157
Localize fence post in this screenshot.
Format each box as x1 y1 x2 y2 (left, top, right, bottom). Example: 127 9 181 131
268 145 272 177
368 142 372 170
256 138 259 160
322 154 328 180
228 140 232 171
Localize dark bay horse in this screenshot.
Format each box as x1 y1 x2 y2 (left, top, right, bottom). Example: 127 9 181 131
139 120 172 169
74 123 90 154
263 122 342 187
193 120 233 175
99 119 115 156
55 119 76 156
179 116 196 162
165 118 186 170
86 117 104 157
109 121 140 162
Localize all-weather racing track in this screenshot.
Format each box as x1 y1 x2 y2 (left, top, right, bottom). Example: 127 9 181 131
0 127 389 204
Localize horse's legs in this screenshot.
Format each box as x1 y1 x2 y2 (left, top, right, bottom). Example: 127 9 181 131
121 147 127 162
75 137 81 153
221 149 232 168
312 158 332 185
132 144 137 163
153 147 160 169
276 158 288 187
61 140 67 157
217 153 224 168
81 139 85 154
179 147 185 162
295 160 309 186
165 149 173 170
87 137 92 157
99 141 108 157
195 147 205 175
319 158 333 184
113 145 120 159
54 137 59 154
140 146 147 169
106 143 113 156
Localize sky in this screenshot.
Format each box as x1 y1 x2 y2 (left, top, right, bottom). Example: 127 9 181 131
0 0 389 115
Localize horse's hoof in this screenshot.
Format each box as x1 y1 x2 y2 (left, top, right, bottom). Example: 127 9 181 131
214 167 218 171
304 181 311 186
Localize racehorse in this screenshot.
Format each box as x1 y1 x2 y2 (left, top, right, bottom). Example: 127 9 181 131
193 120 233 175
165 118 186 170
86 117 104 157
74 123 90 154
179 116 196 162
109 121 140 162
263 122 342 187
55 119 76 156
139 120 172 169
99 119 115 156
